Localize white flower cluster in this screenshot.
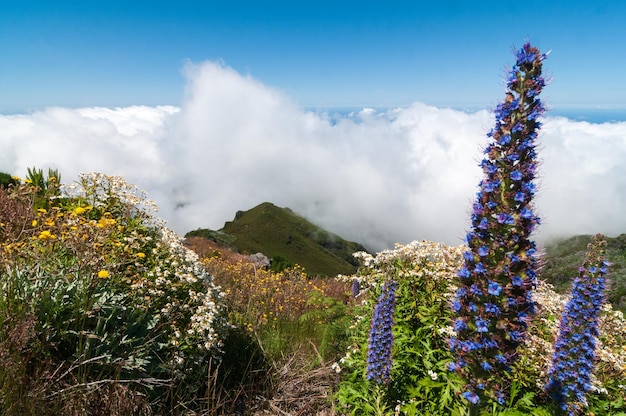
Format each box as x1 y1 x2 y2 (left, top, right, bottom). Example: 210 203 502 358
333 343 361 374
145 226 227 352
63 172 228 355
61 171 160 224
349 240 465 291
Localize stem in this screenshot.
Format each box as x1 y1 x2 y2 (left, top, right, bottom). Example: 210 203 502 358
468 404 480 416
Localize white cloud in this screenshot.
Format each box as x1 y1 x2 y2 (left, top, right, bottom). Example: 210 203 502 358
537 117 626 243
0 105 177 181
1 61 626 251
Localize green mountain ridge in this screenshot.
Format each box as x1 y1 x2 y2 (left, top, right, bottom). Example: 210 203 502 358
186 202 369 276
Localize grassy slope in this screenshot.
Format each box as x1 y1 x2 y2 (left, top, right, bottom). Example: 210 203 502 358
187 202 368 277
541 233 626 312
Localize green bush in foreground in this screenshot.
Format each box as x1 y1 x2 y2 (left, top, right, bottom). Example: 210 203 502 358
0 172 229 414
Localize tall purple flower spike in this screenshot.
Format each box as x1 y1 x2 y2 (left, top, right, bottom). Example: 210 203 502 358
546 234 609 416
449 42 547 407
366 280 397 384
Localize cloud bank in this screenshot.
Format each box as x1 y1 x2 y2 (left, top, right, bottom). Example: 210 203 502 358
2 61 626 251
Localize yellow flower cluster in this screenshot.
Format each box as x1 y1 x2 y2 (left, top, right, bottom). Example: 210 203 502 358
2 173 228 359
0 200 145 278
203 255 343 331
38 230 56 240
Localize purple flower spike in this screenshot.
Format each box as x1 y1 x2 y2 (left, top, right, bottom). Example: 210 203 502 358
546 234 609 415
366 281 397 384
351 278 361 298
450 42 546 406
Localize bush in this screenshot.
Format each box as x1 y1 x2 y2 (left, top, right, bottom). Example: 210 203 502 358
335 241 469 415
0 171 229 414
0 172 18 189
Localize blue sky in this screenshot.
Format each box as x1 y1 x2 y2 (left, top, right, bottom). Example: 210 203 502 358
3 1 626 249
1 0 625 113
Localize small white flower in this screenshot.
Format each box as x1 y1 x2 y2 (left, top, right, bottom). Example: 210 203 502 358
427 369 438 380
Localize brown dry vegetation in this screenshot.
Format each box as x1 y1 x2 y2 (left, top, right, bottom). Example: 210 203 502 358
252 354 340 416
185 236 250 264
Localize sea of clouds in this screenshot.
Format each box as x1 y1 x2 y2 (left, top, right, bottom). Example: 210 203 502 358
2 61 625 252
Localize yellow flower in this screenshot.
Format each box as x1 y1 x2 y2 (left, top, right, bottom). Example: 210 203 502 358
97 270 110 279
96 217 116 228
32 219 38 227
135 252 146 259
74 206 87 215
37 208 47 214
38 230 56 240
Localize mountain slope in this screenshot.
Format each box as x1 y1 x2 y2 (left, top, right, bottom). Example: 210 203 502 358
541 234 626 312
186 202 369 276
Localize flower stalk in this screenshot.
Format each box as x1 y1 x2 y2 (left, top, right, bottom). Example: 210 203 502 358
449 42 547 406
367 280 397 384
545 234 609 415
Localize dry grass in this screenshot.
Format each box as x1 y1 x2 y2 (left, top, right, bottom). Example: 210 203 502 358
185 236 250 263
252 350 340 416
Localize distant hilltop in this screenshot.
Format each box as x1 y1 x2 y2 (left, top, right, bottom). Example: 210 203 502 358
185 202 369 277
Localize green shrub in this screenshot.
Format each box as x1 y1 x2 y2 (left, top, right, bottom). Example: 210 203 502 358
270 254 295 273
0 171 229 414
335 241 469 415
0 172 17 189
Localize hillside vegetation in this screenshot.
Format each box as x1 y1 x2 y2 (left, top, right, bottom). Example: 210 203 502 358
186 202 368 277
3 167 626 415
